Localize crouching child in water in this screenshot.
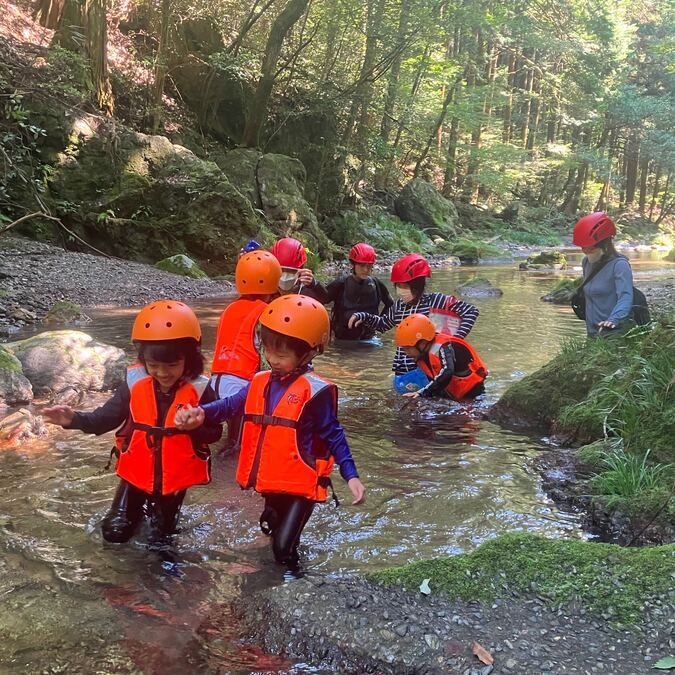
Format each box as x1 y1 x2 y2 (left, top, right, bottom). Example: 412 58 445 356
176 295 366 568
395 314 488 400
42 301 222 543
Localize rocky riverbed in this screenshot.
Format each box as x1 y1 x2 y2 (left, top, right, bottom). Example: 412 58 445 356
0 236 235 336
236 573 673 674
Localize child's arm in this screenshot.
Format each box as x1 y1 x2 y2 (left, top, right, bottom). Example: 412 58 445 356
175 384 249 429
417 342 455 398
348 299 399 333
42 385 129 433
306 387 366 505
188 384 223 445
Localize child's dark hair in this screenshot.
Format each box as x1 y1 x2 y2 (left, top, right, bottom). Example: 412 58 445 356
137 338 204 379
260 325 312 359
598 237 619 260
409 277 426 299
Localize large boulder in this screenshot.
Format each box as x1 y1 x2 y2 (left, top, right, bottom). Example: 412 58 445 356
48 125 267 274
455 278 503 298
155 254 208 278
5 331 126 398
394 179 459 238
0 346 33 405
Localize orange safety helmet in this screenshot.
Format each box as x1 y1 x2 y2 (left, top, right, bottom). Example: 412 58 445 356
132 300 201 342
236 250 282 295
395 313 436 347
259 294 330 351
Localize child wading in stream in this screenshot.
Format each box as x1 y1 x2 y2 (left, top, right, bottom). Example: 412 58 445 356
42 300 222 543
176 295 366 568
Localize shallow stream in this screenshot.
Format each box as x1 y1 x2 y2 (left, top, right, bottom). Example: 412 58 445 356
1 253 672 673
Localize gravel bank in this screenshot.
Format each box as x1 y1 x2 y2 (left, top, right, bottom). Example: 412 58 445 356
0 236 235 336
237 575 672 674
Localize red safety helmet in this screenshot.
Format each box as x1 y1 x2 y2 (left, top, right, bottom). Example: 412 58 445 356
572 212 617 248
349 243 376 265
391 254 432 283
271 237 307 269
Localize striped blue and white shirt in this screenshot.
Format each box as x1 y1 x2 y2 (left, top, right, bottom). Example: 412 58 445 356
354 292 479 374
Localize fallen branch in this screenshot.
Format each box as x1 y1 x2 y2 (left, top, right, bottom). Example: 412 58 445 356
0 211 116 259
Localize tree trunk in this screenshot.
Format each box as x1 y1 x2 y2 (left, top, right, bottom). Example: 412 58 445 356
242 0 311 147
638 157 649 213
649 164 661 220
624 131 640 206
34 0 65 29
150 0 171 132
442 116 460 196
502 50 516 143
52 0 84 51
87 0 113 115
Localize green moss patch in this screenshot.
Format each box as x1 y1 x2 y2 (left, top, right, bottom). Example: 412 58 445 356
526 250 567 266
370 533 675 625
447 237 509 263
0 346 22 374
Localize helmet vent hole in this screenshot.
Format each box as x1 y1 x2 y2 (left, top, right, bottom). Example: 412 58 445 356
166 321 173 328
259 279 264 283
284 316 291 322
144 322 150 328
167 305 172 309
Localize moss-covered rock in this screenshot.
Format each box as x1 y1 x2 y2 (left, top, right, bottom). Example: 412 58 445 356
42 301 91 325
665 248 675 262
394 179 458 238
541 278 580 304
447 238 509 264
213 147 262 208
47 126 265 274
155 254 208 279
520 250 568 270
371 533 675 626
5 331 125 397
0 346 33 405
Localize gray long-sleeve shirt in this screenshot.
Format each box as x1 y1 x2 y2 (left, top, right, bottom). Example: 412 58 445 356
582 256 634 336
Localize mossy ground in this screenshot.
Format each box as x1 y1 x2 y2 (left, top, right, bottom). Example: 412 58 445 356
370 533 675 626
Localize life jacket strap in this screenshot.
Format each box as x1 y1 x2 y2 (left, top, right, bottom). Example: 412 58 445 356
243 413 298 429
102 446 118 473
318 476 339 507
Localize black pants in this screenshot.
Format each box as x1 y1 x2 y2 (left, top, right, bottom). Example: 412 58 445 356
101 479 186 543
260 494 315 566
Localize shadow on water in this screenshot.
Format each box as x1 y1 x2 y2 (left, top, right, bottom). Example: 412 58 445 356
1 256 673 672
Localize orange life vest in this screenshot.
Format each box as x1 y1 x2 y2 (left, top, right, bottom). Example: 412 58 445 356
114 364 211 495
211 298 267 380
419 334 488 400
236 370 336 502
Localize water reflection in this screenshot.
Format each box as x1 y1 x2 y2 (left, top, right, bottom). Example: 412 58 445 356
1 260 671 671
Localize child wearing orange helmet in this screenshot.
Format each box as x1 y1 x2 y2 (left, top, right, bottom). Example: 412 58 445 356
176 295 366 568
395 314 487 400
42 300 222 543
211 251 282 450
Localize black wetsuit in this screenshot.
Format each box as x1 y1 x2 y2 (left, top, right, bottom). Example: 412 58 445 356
67 380 222 543
322 275 394 340
418 341 484 399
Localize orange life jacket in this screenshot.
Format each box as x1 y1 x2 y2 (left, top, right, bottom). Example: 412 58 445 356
211 298 267 380
114 364 211 495
236 370 336 502
419 334 488 400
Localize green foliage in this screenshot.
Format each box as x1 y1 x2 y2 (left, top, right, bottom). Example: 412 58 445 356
447 237 509 262
324 208 435 254
370 533 675 626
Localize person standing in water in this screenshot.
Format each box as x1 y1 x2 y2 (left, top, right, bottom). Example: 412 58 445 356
349 253 479 392
42 301 222 543
271 237 326 302
322 243 394 340
175 295 366 568
572 212 635 337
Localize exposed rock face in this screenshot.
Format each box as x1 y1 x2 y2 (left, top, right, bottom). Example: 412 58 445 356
394 179 459 238
0 408 46 448
0 346 33 405
5 331 126 399
455 278 504 298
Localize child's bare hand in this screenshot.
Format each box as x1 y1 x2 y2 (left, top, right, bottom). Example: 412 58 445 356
347 477 366 505
402 392 420 399
348 315 362 329
175 405 204 430
297 268 314 286
42 405 75 427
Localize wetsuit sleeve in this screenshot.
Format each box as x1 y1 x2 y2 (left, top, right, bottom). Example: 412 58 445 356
418 343 455 398
305 387 359 482
353 299 400 333
324 279 344 305
607 258 634 324
376 278 395 312
299 279 330 304
443 294 479 339
201 384 248 424
65 383 130 434
190 384 223 445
